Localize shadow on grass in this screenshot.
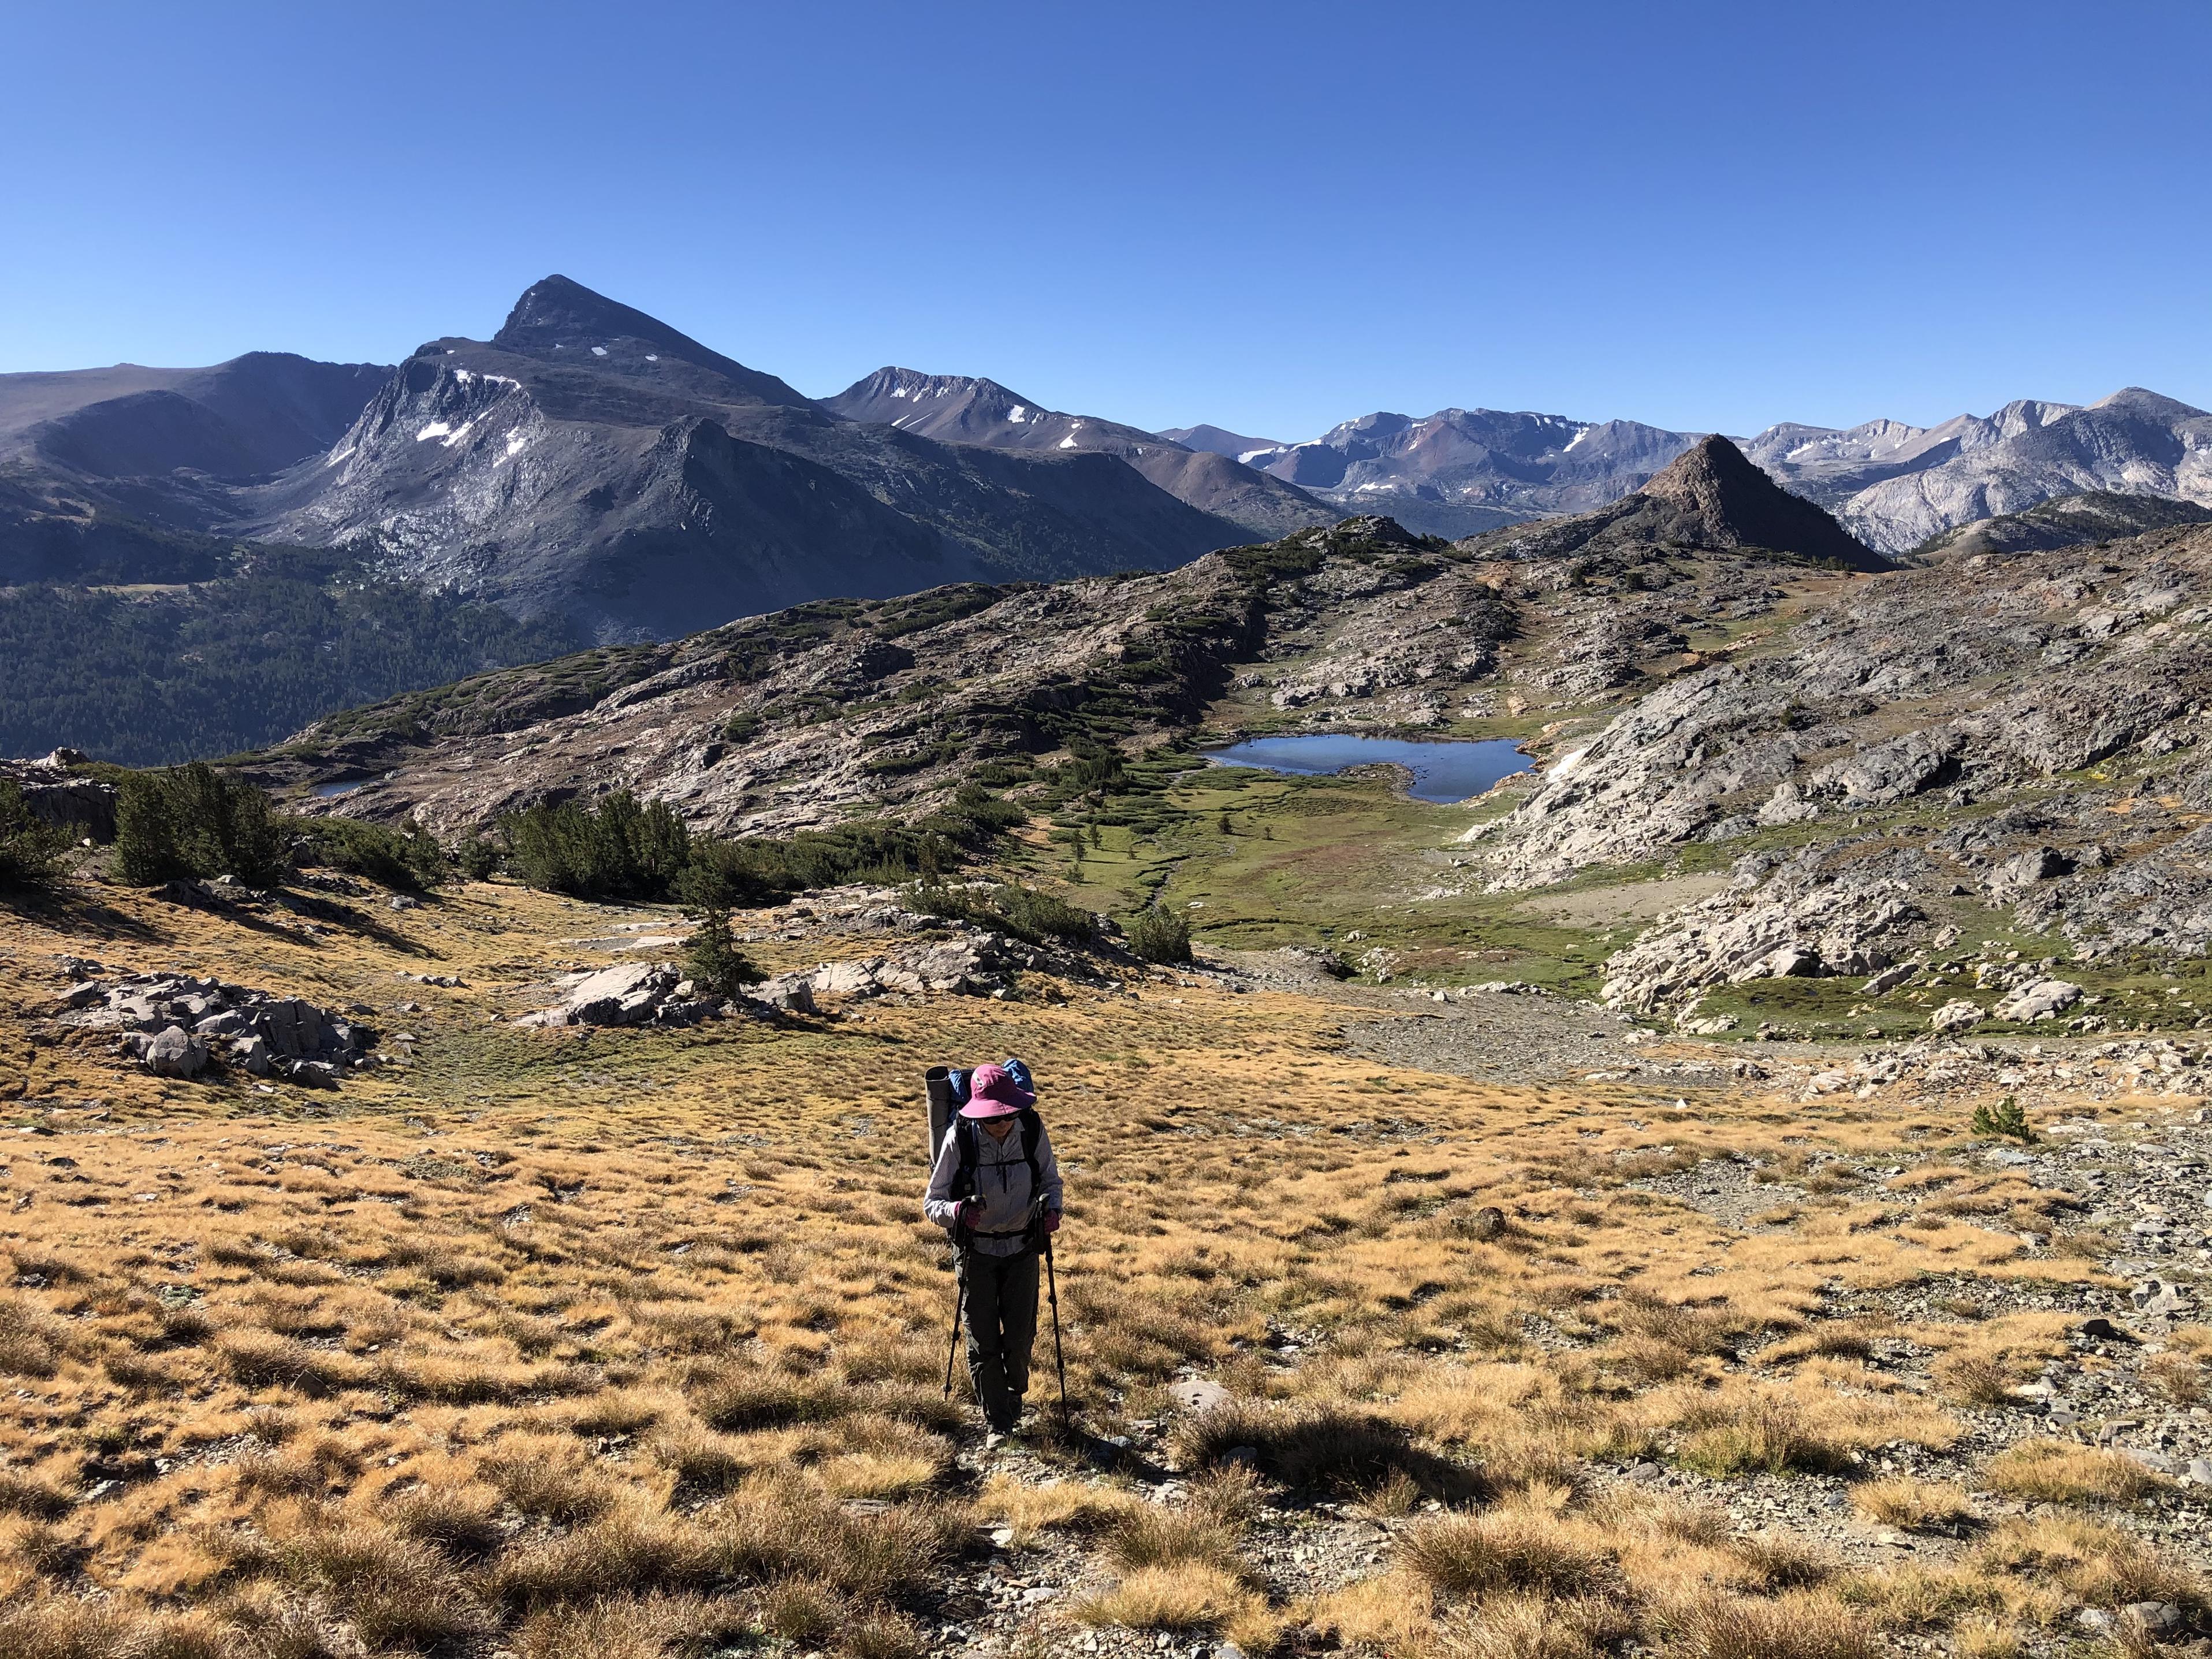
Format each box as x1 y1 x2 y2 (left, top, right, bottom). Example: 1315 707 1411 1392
1174 1398 1487 1505
1 881 170 946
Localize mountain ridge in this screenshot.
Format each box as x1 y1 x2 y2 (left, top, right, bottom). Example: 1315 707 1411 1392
821 366 1329 540
1178 387 2212 551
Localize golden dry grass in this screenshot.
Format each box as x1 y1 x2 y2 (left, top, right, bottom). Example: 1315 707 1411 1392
0 875 2203 1653
1983 1439 2171 1507
1850 1475 1973 1531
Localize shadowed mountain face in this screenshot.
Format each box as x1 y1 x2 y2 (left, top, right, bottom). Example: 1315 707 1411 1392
0 353 392 583
1464 435 1888 571
822 367 1328 541
0 352 391 479
225 278 1275 639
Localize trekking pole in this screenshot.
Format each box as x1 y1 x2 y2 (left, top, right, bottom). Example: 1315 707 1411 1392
942 1266 966 1398
1043 1230 1068 1423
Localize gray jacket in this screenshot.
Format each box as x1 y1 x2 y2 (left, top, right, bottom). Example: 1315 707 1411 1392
924 1115 1064 1257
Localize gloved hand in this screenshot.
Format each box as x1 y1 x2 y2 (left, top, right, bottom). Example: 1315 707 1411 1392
957 1199 981 1227
1044 1210 1062 1234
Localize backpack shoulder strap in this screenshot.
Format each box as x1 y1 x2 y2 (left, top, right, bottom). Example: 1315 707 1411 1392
1016 1107 1044 1197
949 1117 977 1199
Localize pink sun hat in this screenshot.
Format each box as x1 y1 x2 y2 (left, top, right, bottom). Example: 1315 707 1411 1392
959 1062 1034 1118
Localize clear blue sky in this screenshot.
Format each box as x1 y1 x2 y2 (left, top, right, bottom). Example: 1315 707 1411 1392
4 1 2206 441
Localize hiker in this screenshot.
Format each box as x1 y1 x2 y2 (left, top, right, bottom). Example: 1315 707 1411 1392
924 1061 1063 1439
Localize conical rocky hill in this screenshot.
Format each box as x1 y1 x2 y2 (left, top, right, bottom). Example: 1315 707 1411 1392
1464 434 1889 571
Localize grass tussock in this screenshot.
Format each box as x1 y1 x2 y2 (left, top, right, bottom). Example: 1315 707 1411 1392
1968 1513 2207 1612
1656 1589 1876 1659
1402 1502 1615 1600
1982 1440 2170 1506
1850 1476 1972 1531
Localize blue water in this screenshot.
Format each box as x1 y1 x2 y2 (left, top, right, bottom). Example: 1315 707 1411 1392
1201 735 1532 804
311 778 373 798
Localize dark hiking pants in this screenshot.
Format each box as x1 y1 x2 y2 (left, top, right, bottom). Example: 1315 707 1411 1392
958 1246 1039 1431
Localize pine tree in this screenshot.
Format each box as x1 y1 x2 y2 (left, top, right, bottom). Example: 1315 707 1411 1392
684 903 764 996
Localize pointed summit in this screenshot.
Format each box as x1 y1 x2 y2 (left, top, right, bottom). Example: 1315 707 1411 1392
1636 434 1885 567
1465 433 1887 570
490 275 810 407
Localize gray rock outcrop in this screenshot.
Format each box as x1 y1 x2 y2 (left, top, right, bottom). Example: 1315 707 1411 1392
529 962 727 1029
62 973 376 1084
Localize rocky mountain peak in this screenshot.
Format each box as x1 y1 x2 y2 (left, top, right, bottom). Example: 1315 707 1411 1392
1635 434 1881 566
1640 432 1771 515
2091 386 2209 421
489 276 809 407
1462 433 1887 571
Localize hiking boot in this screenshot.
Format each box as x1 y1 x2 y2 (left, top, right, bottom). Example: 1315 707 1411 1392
983 1430 1008 1452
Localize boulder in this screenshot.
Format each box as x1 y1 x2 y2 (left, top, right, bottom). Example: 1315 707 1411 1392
1930 1000 1985 1035
750 976 816 1015
1994 979 2083 1022
68 972 372 1085
1986 846 2068 901
257 998 327 1059
1811 728 1964 806
1168 1379 1231 1415
560 963 683 1026
811 959 880 998
140 1025 208 1078
1864 963 1916 995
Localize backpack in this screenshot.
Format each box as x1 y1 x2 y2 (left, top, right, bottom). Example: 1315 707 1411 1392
923 1061 1044 1241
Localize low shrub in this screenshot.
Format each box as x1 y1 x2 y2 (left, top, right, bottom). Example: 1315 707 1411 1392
1850 1476 1973 1531
906 881 1093 945
0 1467 74 1520
1126 904 1193 965
0 1297 69 1379
1105 1506 1247 1579
1174 1398 1481 1501
1969 1513 2207 1612
1657 1589 1875 1659
1676 1394 1847 1478
1931 1351 2018 1408
455 834 500 881
1970 1095 2035 1143
289 814 445 890
502 791 690 901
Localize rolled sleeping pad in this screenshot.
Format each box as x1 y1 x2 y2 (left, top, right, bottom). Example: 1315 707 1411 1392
925 1066 965 1164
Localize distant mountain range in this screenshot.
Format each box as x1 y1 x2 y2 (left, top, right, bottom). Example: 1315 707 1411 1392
1746 388 2212 552
249 429 1885 835
4 275 2210 765
1 277 1325 641
1189 389 2212 552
